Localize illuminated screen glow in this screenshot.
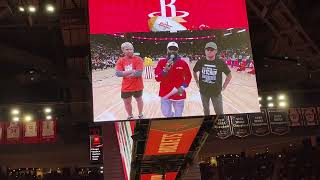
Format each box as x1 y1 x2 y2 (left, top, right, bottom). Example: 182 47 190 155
89 0 260 122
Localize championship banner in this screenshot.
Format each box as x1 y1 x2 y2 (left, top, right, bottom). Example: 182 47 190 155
115 121 135 180
214 116 232 139
248 109 270 136
288 108 303 127
5 122 22 144
144 118 203 156
40 120 57 143
89 0 249 34
23 121 39 144
230 114 251 137
301 107 318 126
267 108 289 135
140 172 178 180
0 122 4 144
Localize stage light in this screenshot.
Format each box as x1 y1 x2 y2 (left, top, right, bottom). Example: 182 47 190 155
46 4 55 12
44 107 52 113
13 117 20 122
279 102 287 107
258 97 262 101
18 6 25 12
28 6 36 13
268 103 274 107
24 115 33 122
278 94 285 100
11 109 20 115
267 96 273 101
100 171 103 174
46 115 52 120
100 167 103 170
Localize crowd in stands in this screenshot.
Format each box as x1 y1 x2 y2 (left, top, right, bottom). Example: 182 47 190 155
90 42 253 72
200 144 320 180
91 43 121 71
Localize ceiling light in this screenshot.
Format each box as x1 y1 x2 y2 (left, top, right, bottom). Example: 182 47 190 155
28 6 36 13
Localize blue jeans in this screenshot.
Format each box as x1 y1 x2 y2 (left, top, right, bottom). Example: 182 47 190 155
161 98 185 117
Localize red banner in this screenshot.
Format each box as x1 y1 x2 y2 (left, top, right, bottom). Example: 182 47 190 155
89 0 249 34
23 121 39 144
301 107 318 126
288 108 303 127
140 172 178 180
40 120 57 143
5 122 22 144
0 122 4 144
144 118 203 156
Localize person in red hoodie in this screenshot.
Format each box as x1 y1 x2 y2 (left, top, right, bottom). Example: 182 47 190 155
155 42 192 117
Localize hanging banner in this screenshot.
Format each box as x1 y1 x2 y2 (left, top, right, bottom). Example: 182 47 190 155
230 114 251 137
301 107 318 126
89 126 103 164
248 109 270 136
288 108 303 127
0 122 4 144
90 135 103 164
214 116 232 139
144 118 203 156
6 122 22 144
267 108 289 135
140 172 178 180
23 121 39 144
40 120 57 143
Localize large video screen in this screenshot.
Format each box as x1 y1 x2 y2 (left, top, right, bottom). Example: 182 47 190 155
89 0 260 122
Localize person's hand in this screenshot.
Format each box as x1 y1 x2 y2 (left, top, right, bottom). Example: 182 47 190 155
127 70 135 77
177 86 184 96
164 61 173 72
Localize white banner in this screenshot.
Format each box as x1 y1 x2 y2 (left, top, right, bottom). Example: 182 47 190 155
7 122 20 139
42 121 54 137
25 121 37 137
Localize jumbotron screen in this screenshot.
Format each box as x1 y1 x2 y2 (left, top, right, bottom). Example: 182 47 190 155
89 0 260 122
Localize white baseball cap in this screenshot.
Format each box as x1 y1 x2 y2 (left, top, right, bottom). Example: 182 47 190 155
167 41 179 49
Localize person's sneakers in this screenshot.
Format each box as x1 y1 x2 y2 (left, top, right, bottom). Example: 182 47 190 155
127 115 134 120
138 114 144 119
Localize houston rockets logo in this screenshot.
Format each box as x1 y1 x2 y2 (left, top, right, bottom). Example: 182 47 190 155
148 0 189 32
148 0 189 18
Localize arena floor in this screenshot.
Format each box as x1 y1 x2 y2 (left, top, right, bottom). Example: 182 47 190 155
92 62 260 122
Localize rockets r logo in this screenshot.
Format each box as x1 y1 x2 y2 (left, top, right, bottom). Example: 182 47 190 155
148 0 189 18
